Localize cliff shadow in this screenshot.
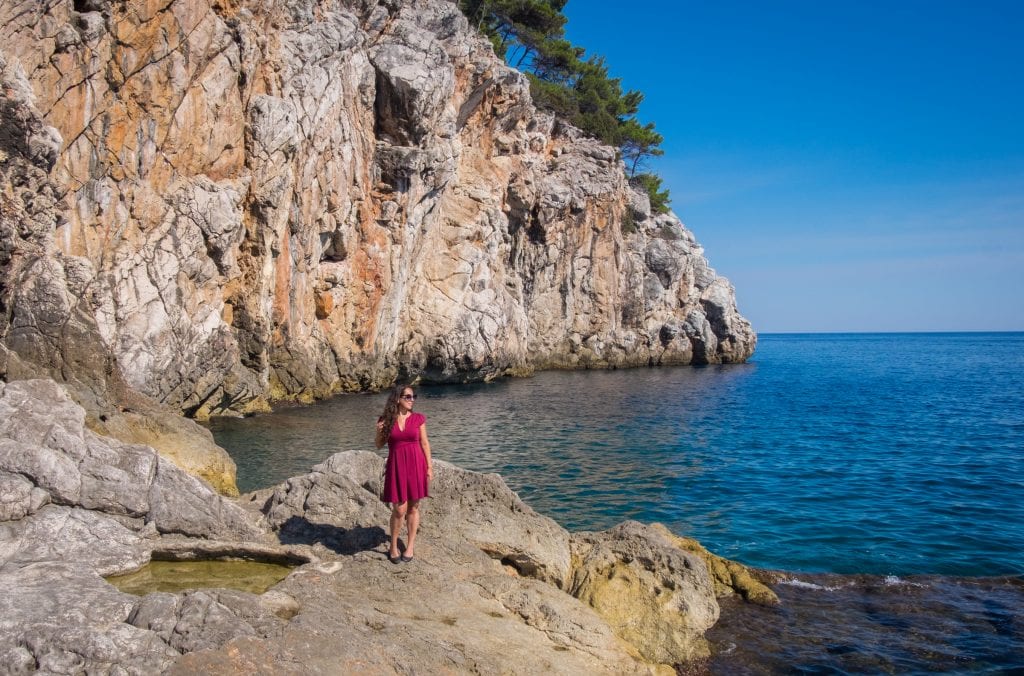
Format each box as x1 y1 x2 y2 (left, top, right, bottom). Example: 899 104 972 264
277 516 388 556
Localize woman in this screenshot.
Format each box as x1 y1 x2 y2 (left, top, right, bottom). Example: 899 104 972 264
376 384 433 563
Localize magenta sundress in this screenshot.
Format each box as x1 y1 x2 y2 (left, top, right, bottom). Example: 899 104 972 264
381 412 429 503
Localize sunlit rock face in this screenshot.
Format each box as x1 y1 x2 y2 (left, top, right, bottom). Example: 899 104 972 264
0 0 755 418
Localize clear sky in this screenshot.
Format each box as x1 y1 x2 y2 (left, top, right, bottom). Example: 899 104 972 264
562 0 1024 332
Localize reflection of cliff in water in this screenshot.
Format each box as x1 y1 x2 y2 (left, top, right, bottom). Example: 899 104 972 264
706 572 1024 673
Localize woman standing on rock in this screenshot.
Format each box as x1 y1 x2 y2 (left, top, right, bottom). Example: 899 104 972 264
376 384 433 563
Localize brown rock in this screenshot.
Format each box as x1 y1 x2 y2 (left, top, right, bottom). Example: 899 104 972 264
314 291 333 320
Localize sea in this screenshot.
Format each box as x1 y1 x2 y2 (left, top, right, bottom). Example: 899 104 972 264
208 332 1024 673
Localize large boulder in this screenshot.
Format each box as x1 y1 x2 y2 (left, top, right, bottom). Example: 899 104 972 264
648 522 778 607
0 379 305 673
569 521 721 663
0 505 150 576
0 561 179 673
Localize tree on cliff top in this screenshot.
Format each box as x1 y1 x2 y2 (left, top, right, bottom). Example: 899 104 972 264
458 0 671 214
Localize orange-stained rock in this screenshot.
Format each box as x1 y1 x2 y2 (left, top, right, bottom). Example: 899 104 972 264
315 291 333 320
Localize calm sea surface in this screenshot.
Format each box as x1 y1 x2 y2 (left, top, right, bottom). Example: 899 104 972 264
209 332 1024 671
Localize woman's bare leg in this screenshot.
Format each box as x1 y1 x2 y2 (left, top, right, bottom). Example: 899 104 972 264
389 502 408 558
404 500 421 557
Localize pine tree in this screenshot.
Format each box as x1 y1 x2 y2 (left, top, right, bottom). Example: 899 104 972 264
619 119 664 178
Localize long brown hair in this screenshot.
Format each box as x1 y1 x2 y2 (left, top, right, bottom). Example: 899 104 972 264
377 383 414 447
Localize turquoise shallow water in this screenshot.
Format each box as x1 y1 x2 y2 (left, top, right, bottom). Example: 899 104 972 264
211 332 1024 578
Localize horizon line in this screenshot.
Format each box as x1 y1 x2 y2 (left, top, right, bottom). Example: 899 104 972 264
757 329 1024 335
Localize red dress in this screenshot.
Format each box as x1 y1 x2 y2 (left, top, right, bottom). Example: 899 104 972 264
381 412 429 503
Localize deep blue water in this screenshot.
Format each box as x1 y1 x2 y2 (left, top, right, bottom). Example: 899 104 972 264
210 332 1024 578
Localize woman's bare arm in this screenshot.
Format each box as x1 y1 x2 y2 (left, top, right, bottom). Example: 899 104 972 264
419 423 433 480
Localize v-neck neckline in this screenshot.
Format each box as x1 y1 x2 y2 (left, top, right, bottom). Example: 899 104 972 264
396 413 412 432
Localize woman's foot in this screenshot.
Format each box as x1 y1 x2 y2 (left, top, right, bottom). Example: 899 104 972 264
400 545 414 562
388 547 401 564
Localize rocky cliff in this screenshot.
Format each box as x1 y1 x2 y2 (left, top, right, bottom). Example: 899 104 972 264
0 0 754 424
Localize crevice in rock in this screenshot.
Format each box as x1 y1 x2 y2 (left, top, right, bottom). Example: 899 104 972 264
0 99 31 159
525 206 545 245
480 550 542 580
373 68 420 147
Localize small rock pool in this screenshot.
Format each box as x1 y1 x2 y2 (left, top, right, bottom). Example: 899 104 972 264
106 560 294 596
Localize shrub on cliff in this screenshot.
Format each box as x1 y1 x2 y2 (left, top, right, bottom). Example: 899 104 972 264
631 173 671 215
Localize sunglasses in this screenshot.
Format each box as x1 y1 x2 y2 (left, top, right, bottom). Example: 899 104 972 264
400 394 416 400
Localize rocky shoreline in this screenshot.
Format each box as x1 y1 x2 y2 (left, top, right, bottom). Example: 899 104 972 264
1 378 776 673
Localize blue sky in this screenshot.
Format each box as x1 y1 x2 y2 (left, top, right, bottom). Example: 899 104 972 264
562 1 1024 332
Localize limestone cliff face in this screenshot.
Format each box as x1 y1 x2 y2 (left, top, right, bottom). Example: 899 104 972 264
0 0 755 419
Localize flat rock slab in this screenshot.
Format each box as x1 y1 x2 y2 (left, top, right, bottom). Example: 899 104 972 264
0 379 266 546
0 505 149 575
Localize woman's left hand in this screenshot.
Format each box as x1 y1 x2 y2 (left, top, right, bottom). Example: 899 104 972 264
426 463 434 482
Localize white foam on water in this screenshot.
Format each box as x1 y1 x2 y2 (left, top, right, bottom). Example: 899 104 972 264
883 574 926 588
778 577 845 591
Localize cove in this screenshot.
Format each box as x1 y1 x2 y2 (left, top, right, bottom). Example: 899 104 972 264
209 332 1024 578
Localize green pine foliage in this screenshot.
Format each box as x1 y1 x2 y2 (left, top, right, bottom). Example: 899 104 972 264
458 0 671 214
619 119 664 178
